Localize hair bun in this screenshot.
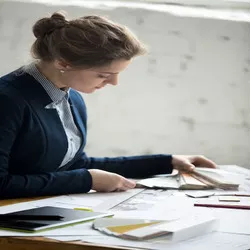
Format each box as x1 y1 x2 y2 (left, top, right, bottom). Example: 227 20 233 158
33 12 67 38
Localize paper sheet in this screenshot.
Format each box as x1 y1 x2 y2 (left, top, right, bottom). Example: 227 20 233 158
33 188 144 211
137 176 180 189
0 189 144 213
80 188 144 211
76 232 250 250
218 165 250 177
111 192 195 221
0 195 101 213
46 236 84 242
214 209 250 234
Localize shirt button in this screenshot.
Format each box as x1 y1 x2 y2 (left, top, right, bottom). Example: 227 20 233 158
70 138 73 141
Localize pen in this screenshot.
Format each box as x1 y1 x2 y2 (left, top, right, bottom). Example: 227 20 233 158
186 193 250 198
194 203 250 210
0 215 64 221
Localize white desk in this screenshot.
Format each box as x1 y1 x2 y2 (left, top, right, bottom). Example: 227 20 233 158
0 165 250 250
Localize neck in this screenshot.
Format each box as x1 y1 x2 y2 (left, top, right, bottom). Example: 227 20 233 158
36 61 68 90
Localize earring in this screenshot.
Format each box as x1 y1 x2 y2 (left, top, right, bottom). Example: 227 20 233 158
60 70 65 73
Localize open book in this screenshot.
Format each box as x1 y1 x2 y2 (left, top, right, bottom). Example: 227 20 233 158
137 168 241 190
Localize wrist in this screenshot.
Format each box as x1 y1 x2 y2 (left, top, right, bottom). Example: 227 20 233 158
171 155 177 168
88 169 95 188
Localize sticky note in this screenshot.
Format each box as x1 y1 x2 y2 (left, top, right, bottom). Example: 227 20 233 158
218 196 240 202
107 222 160 234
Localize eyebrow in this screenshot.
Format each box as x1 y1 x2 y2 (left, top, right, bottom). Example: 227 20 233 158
98 71 118 74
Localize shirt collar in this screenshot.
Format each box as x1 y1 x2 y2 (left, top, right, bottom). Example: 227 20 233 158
25 62 69 104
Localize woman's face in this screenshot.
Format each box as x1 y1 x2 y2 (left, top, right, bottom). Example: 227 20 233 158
59 59 131 93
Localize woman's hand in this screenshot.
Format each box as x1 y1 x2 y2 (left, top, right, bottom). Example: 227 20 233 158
88 169 136 192
172 155 216 172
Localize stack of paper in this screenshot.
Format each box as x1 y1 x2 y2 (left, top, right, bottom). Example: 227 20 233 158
93 214 217 242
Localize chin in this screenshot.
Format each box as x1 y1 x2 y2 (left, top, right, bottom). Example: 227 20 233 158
73 87 95 94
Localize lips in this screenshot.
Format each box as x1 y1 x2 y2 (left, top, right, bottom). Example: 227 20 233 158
95 84 106 89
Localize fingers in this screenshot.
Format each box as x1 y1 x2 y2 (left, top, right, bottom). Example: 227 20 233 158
124 179 136 188
121 178 136 191
190 155 217 168
172 155 217 174
114 178 136 192
178 161 195 172
115 187 129 192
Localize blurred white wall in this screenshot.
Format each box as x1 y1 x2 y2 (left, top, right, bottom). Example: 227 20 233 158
0 1 249 167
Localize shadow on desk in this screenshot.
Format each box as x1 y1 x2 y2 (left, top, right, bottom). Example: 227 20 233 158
0 236 134 250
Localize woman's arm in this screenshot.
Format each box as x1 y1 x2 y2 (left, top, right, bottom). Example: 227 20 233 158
0 93 92 199
67 152 173 178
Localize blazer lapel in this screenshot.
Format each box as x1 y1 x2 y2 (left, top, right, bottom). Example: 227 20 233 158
68 94 87 149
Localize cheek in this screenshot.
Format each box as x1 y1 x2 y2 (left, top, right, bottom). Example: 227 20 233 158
63 73 103 92
63 73 86 89
69 74 86 86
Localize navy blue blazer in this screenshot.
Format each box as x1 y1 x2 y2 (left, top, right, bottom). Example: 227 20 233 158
0 68 173 198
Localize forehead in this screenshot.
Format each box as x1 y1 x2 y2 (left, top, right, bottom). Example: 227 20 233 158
93 59 131 73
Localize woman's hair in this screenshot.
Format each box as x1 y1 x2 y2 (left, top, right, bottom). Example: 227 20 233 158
31 12 147 68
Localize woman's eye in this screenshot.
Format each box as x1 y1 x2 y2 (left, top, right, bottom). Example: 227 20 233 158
98 75 109 79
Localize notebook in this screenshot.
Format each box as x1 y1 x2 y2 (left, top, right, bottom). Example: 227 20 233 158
0 206 113 232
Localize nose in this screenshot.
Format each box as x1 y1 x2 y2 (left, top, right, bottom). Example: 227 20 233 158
108 74 119 86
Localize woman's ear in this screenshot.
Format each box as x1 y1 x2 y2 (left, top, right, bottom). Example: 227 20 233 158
54 59 71 72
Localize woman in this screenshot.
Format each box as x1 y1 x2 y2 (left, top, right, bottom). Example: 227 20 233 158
0 12 216 199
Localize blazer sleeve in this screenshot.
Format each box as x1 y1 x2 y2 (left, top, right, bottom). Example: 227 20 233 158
68 152 173 178
0 93 92 199
67 91 173 178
